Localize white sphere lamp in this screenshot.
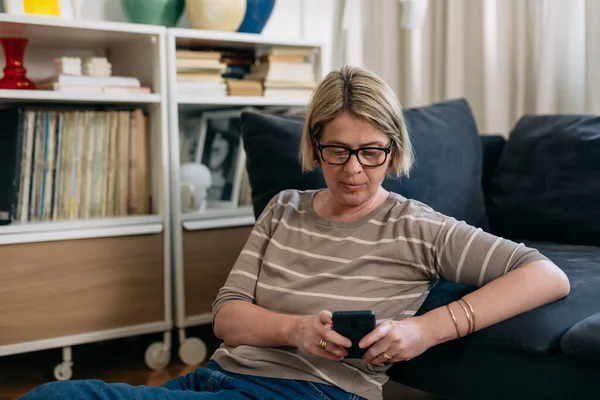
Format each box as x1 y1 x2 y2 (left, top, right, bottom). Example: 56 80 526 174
179 162 212 212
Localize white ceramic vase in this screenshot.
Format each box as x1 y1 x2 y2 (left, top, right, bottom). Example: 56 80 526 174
185 0 247 32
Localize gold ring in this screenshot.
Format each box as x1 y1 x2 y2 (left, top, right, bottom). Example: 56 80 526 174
319 339 328 350
383 352 392 361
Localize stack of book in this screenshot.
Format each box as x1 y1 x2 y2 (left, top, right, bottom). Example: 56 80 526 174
36 74 151 94
221 49 255 80
175 50 227 97
249 47 318 101
0 107 152 224
219 49 262 97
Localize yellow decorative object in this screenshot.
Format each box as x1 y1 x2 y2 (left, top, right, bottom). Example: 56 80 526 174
24 0 61 16
185 0 247 32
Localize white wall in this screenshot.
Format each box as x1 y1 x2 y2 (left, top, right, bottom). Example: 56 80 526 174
78 0 336 73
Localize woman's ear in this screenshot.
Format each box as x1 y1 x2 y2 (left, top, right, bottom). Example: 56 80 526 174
312 138 321 165
313 150 321 166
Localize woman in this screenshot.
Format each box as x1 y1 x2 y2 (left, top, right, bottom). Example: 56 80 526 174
21 66 570 400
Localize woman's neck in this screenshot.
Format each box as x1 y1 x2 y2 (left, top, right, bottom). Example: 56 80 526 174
314 187 389 221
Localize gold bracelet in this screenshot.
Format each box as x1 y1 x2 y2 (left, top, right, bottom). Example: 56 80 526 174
456 299 473 335
446 304 461 339
460 298 476 333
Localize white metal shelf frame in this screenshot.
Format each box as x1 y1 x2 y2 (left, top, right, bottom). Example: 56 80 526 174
0 14 174 379
166 27 323 366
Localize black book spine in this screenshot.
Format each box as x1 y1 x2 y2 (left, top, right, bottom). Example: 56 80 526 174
0 106 25 225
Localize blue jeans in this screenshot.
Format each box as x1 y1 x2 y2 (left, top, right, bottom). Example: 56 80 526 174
19 361 365 400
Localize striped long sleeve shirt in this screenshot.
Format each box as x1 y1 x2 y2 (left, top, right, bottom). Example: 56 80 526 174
211 189 548 400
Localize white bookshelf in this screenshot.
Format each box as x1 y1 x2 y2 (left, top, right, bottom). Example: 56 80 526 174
0 16 169 237
0 14 324 377
166 27 322 366
0 15 172 379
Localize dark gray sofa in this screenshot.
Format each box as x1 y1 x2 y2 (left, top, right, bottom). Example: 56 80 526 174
239 99 600 400
388 113 600 399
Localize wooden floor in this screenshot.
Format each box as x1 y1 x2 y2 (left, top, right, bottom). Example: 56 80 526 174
0 326 218 399
0 325 437 400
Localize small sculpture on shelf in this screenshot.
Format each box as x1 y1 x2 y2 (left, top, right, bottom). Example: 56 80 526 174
83 57 112 77
37 56 149 93
54 56 113 77
54 56 83 76
0 37 36 90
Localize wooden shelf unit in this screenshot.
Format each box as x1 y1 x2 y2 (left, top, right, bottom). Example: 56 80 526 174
0 15 173 377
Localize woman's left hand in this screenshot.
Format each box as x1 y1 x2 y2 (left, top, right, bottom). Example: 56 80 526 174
359 318 433 365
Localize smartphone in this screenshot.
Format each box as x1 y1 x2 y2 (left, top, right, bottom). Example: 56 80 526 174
332 310 376 359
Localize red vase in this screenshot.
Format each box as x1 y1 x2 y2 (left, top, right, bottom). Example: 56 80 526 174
0 37 36 90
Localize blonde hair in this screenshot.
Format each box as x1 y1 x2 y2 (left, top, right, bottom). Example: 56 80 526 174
299 65 414 177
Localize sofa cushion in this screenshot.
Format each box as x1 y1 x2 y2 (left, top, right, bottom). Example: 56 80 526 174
240 112 326 219
391 98 489 229
241 98 489 229
486 114 600 246
416 242 600 355
561 313 600 361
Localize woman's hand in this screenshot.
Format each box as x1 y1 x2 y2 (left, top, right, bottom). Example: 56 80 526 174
292 310 351 361
359 318 433 365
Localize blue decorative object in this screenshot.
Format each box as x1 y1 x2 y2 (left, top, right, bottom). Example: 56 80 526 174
237 0 276 34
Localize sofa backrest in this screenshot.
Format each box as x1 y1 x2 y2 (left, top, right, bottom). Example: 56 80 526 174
241 99 600 247
483 114 600 247
241 98 489 230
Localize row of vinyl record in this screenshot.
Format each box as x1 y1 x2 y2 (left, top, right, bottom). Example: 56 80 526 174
0 107 151 225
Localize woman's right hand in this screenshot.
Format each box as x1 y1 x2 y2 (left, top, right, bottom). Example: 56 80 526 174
292 310 351 361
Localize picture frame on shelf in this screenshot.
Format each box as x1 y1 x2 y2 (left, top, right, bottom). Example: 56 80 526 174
4 0 75 19
194 108 252 209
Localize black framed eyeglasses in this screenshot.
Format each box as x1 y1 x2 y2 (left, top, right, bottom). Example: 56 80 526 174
316 141 393 167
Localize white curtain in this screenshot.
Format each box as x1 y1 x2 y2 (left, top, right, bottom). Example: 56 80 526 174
332 0 600 136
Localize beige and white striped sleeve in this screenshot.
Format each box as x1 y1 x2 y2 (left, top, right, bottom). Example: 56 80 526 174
431 216 550 287
211 196 278 320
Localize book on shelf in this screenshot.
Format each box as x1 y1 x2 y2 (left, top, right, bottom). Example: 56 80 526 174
225 78 263 97
221 49 255 80
248 46 317 101
175 49 227 97
0 106 152 225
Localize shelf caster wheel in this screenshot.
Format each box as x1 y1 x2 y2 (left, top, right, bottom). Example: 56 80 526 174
179 337 207 366
145 342 171 371
53 361 73 381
